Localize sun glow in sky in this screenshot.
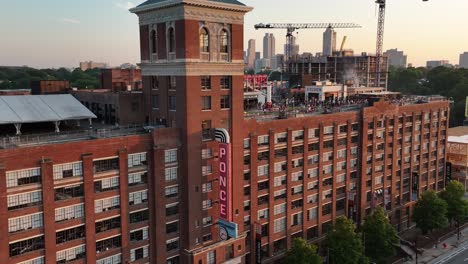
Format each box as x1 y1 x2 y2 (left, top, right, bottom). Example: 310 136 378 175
1 0 467 68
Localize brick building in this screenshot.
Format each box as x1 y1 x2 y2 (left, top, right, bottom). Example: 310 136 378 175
72 89 146 126
0 1 451 264
101 68 142 92
30 80 70 95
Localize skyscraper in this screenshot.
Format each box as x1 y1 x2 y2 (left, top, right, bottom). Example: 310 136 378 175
263 33 276 60
460 52 468 69
247 39 256 69
384 49 407 68
323 26 337 56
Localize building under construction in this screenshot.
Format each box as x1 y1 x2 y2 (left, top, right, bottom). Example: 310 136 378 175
287 51 389 89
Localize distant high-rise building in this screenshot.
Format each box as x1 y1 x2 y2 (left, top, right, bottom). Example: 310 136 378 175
323 26 337 56
460 52 468 69
427 60 450 68
263 33 276 60
79 61 108 71
384 49 407 68
255 52 261 60
247 39 256 69
284 36 299 57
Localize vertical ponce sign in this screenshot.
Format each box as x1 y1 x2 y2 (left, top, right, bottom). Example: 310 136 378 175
219 142 232 220
215 128 232 221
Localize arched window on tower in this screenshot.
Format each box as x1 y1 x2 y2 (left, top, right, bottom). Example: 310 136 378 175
200 28 209 53
150 30 157 55
220 29 229 53
168 27 175 53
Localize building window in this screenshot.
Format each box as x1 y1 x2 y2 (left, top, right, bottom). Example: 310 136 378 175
207 250 216 264
258 135 269 146
8 213 43 233
202 199 212 210
202 182 212 193
274 203 286 215
202 120 212 140
96 254 121 264
166 221 179 234
6 168 41 188
96 216 121 233
167 238 179 252
53 162 82 180
202 96 212 110
130 209 149 224
128 152 147 168
258 165 269 177
56 203 85 222
165 185 179 199
308 207 318 221
201 76 211 90
166 203 179 217
273 217 286 233
129 171 148 186
56 225 86 244
165 149 177 163
200 28 209 53
220 30 228 53
9 236 44 257
130 227 149 242
151 30 157 54
220 95 230 109
202 164 212 176
18 257 44 264
95 196 120 213
95 177 120 193
56 245 86 263
203 216 213 226
131 245 149 261
168 96 177 110
7 191 42 210
167 256 180 264
220 76 231 89
55 184 84 201
165 167 178 181
96 236 121 253
93 158 119 174
168 27 175 53
129 190 148 205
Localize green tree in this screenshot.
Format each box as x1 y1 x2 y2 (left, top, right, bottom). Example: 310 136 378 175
439 181 468 225
413 190 448 234
362 207 399 264
326 216 368 264
284 238 322 264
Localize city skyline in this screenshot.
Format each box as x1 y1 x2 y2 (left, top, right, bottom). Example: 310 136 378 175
1 0 467 68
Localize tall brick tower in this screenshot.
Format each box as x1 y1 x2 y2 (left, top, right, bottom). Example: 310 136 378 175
132 1 252 263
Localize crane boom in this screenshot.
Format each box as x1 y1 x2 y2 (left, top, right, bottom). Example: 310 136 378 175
254 22 361 61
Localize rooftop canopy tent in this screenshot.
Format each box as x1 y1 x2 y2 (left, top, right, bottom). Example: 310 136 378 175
0 94 97 135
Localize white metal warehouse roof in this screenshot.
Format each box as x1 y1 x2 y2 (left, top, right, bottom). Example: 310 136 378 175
0 94 96 124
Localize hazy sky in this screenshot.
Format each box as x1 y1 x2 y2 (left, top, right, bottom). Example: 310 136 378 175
1 0 467 68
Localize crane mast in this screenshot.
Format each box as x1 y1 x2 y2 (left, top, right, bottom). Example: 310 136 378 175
375 0 386 89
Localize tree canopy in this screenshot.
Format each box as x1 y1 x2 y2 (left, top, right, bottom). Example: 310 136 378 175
388 66 468 126
362 207 399 264
284 238 322 264
413 190 448 234
326 216 368 264
0 67 101 90
439 181 468 224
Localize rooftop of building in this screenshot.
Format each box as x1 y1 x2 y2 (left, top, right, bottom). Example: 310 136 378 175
244 95 450 122
0 122 151 149
137 0 246 7
448 126 468 144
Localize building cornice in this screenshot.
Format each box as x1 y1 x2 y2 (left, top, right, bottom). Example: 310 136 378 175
130 0 253 14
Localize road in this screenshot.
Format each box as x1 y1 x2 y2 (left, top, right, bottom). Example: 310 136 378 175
434 243 468 264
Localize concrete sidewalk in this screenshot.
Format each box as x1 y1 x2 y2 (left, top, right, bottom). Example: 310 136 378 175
401 226 468 264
